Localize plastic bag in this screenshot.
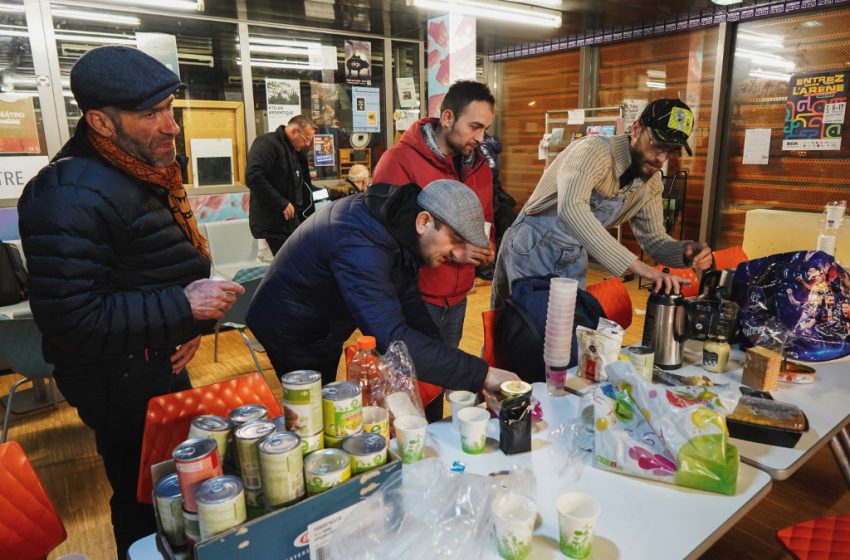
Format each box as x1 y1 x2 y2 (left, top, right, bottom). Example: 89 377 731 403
592 361 740 495
328 459 498 559
380 341 425 420
576 318 624 382
731 250 850 362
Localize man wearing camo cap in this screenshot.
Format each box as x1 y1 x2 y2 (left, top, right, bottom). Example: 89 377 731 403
492 98 713 308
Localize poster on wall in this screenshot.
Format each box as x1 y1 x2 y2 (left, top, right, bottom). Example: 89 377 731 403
310 82 343 128
396 77 417 109
0 155 48 200
783 71 848 151
0 95 40 154
344 40 371 85
313 134 335 166
623 99 647 129
427 14 475 117
352 86 381 133
136 32 180 78
266 78 302 132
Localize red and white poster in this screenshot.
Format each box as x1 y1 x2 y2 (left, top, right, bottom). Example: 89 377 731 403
0 94 40 154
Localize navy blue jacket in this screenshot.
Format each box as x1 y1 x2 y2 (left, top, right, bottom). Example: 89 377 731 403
17 122 211 368
246 183 489 392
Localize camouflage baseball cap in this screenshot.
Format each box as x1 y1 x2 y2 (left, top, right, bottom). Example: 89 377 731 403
638 98 694 156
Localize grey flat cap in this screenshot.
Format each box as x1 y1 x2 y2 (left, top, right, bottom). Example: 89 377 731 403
417 179 489 248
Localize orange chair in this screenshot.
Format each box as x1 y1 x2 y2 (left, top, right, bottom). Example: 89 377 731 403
0 441 67 559
776 514 850 559
137 371 282 503
712 246 748 270
586 277 634 330
481 309 510 368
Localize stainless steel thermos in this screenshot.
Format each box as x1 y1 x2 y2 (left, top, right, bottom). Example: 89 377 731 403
642 292 687 370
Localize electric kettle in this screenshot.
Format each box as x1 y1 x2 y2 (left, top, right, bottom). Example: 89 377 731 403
642 292 687 370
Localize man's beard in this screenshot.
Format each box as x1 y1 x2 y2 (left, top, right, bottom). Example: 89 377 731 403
110 119 175 168
628 146 658 182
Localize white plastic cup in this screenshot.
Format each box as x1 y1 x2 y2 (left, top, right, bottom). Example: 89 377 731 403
484 221 493 239
557 492 601 559
493 493 537 560
448 390 477 431
394 415 427 464
457 406 490 454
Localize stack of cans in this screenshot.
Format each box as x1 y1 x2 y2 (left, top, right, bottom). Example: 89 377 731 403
321 381 364 449
172 438 223 547
233 419 276 519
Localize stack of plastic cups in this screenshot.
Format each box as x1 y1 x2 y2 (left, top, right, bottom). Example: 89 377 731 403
543 277 578 396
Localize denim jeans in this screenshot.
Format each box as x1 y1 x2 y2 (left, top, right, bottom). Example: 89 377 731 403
424 298 468 348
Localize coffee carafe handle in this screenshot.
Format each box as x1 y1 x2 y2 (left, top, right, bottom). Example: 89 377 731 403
674 303 688 343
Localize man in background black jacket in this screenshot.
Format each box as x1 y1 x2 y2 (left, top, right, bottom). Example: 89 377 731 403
17 46 244 558
247 115 317 255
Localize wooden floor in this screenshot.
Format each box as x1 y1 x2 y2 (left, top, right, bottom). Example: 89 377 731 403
3 269 848 559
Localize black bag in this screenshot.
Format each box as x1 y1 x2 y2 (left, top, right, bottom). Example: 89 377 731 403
0 242 28 306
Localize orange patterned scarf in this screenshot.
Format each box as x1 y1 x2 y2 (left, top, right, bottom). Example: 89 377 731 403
87 128 210 260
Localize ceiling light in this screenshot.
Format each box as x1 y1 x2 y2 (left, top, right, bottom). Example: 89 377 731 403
408 0 561 28
97 0 201 11
505 0 562 6
802 20 823 27
238 58 324 71
54 32 136 45
0 26 28 38
51 8 141 26
735 49 795 70
249 37 321 50
249 44 312 56
737 31 784 49
749 70 791 82
711 0 742 5
645 81 666 89
0 3 24 13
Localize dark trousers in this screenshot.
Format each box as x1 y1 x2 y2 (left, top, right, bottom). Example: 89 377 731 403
266 237 286 256
54 351 191 559
267 346 342 387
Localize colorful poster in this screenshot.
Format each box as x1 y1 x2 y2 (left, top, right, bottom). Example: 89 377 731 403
265 78 302 132
136 32 180 78
427 14 476 117
310 82 343 128
0 95 40 154
313 134 335 167
344 40 371 85
783 71 848 151
352 86 380 133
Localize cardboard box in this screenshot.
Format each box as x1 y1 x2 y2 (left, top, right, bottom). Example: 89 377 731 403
152 457 402 560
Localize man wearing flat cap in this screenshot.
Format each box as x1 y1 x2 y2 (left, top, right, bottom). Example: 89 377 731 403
18 46 244 557
247 179 519 396
492 98 713 309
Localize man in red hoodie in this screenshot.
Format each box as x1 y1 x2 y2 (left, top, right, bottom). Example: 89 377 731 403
373 81 495 354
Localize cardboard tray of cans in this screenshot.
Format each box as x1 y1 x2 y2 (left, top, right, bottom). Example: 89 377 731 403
152 456 402 560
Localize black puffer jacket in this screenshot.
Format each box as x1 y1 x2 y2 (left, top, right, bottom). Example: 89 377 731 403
246 126 314 241
17 123 211 368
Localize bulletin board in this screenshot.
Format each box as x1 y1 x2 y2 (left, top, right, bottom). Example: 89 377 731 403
175 100 246 188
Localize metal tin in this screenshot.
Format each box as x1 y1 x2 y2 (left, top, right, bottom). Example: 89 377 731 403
281 370 324 437
270 415 288 432
173 438 222 512
182 508 200 546
259 431 305 508
304 448 351 495
228 404 269 428
154 473 185 547
188 415 230 463
628 345 655 382
196 476 247 540
300 431 324 455
500 380 532 399
322 381 363 437
342 433 387 473
324 427 362 449
234 420 276 490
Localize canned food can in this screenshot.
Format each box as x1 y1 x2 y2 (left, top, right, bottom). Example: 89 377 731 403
500 380 532 399
270 415 288 433
628 345 655 382
342 433 387 474
188 415 230 463
244 488 266 520
322 381 363 437
304 448 351 495
228 404 268 428
324 427 362 449
234 420 276 490
154 473 185 547
259 431 305 508
173 438 223 512
362 406 390 443
183 508 200 546
300 431 324 455
196 476 246 540
281 370 324 437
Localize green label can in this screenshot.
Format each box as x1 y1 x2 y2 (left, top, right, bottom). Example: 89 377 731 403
234 420 275 490
325 428 362 449
299 430 324 455
304 448 351 495
259 431 305 508
196 476 246 540
154 473 185 547
281 370 323 437
188 415 230 463
342 433 387 474
322 381 363 437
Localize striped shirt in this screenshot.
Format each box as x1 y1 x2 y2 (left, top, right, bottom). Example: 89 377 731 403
523 134 686 276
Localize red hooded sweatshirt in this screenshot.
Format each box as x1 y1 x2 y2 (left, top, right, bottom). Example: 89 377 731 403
373 117 494 306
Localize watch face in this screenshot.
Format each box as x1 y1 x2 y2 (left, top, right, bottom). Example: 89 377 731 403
350 132 371 149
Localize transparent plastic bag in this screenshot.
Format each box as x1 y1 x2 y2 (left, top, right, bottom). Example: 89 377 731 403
328 459 498 559
380 341 425 420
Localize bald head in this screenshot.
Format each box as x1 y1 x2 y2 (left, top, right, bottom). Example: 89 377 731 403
348 164 370 191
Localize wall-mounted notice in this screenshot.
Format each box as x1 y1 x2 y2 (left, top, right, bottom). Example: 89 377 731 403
344 40 371 85
266 78 302 132
136 32 180 78
0 155 48 200
783 71 848 151
623 99 647 129
743 128 771 165
313 134 335 167
567 109 585 125
0 95 40 154
352 86 381 133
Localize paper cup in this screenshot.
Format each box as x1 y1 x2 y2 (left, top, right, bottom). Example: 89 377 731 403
557 492 601 559
394 415 427 464
493 493 537 560
363 406 390 442
448 390 477 431
458 406 490 454
484 221 493 239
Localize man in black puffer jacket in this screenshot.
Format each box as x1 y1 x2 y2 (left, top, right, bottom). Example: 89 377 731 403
247 180 520 412
17 46 244 558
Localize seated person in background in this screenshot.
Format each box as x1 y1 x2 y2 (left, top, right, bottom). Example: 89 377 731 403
246 179 519 421
329 163 371 199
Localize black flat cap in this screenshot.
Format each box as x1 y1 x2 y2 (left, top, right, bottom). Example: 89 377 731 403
70 46 186 112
